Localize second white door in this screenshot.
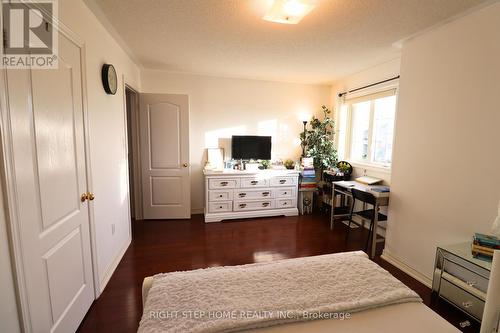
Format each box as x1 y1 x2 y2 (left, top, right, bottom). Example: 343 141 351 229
139 93 190 219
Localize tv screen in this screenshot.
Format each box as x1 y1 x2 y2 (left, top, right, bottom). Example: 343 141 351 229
231 135 272 160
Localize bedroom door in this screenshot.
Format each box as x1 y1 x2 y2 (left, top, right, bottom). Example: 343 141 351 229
3 28 95 332
139 93 190 219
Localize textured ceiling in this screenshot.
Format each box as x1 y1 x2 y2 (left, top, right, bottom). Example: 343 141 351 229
91 0 491 84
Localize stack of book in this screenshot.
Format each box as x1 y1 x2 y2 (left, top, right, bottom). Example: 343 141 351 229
299 158 316 190
472 233 500 261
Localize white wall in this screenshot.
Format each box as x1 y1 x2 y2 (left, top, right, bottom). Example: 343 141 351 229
59 0 140 291
330 58 401 184
141 70 331 212
384 3 500 280
0 177 21 332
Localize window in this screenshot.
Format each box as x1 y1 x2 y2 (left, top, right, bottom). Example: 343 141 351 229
337 89 397 168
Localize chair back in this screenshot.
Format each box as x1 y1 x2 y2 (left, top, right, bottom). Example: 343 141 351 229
351 188 376 206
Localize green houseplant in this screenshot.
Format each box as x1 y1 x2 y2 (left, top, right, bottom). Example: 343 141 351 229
284 159 295 170
300 105 338 177
260 160 271 169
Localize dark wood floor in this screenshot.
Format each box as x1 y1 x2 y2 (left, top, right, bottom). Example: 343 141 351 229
77 213 480 333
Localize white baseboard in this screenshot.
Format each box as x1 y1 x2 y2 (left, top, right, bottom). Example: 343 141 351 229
98 236 131 295
191 208 204 215
381 249 432 288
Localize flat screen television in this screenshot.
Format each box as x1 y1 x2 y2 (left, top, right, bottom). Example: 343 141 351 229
231 135 272 160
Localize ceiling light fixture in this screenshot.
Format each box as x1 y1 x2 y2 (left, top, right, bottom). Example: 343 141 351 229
263 0 318 25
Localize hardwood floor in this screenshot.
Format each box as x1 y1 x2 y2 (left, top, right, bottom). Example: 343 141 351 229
77 213 480 333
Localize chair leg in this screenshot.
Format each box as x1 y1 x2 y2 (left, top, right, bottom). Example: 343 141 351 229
346 217 353 241
365 219 374 253
345 200 356 241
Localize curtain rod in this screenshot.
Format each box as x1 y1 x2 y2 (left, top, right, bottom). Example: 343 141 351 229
337 75 400 98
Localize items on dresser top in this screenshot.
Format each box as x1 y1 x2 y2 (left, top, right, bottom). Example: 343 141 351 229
204 169 299 223
432 242 492 325
206 148 224 170
473 233 500 261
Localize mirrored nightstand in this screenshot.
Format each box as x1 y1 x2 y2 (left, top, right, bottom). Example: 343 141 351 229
432 242 492 327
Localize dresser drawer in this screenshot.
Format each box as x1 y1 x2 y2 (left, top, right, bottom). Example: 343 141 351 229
275 187 294 198
234 189 273 200
240 178 269 188
276 199 294 208
209 178 239 190
440 278 485 320
208 190 233 202
234 200 275 211
270 176 296 187
442 250 490 293
208 201 233 213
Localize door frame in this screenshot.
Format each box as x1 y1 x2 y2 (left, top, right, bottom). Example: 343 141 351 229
123 82 143 220
0 4 100 332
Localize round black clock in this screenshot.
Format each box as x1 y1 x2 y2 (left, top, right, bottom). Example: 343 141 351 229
101 64 117 95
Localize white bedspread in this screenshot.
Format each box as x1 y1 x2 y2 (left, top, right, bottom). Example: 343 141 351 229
138 251 422 333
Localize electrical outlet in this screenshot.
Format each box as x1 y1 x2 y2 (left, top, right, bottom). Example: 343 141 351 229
111 223 115 235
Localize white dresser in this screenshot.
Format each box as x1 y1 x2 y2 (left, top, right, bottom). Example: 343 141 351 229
204 169 299 222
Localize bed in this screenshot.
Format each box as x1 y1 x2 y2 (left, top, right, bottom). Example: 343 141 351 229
139 251 460 333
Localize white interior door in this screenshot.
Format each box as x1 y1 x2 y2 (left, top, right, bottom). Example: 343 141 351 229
4 29 94 332
139 93 190 219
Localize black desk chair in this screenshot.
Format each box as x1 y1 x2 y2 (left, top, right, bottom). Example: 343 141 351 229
346 188 387 253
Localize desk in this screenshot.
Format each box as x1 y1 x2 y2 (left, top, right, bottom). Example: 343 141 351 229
330 180 390 258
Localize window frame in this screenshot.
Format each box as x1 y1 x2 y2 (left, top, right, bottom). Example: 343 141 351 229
336 86 398 171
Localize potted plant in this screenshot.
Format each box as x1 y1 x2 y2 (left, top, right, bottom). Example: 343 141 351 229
260 160 271 170
300 105 338 180
284 159 295 170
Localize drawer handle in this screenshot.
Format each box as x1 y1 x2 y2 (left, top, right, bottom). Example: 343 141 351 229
251 180 258 185
219 206 223 209
239 193 247 197
466 281 477 287
283 192 287 195
279 179 286 184
282 202 287 205
220 181 228 186
239 203 247 208
262 202 270 207
262 192 270 196
462 301 473 308
219 194 223 198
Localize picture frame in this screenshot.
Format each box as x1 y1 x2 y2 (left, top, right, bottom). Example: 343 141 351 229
207 148 224 170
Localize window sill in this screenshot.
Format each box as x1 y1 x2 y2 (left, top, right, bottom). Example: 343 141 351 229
348 161 392 174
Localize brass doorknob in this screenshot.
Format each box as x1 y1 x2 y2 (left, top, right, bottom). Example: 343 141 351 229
81 193 88 202
183 163 188 167
87 192 95 201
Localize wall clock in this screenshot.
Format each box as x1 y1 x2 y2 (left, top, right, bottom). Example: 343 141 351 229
101 64 117 95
